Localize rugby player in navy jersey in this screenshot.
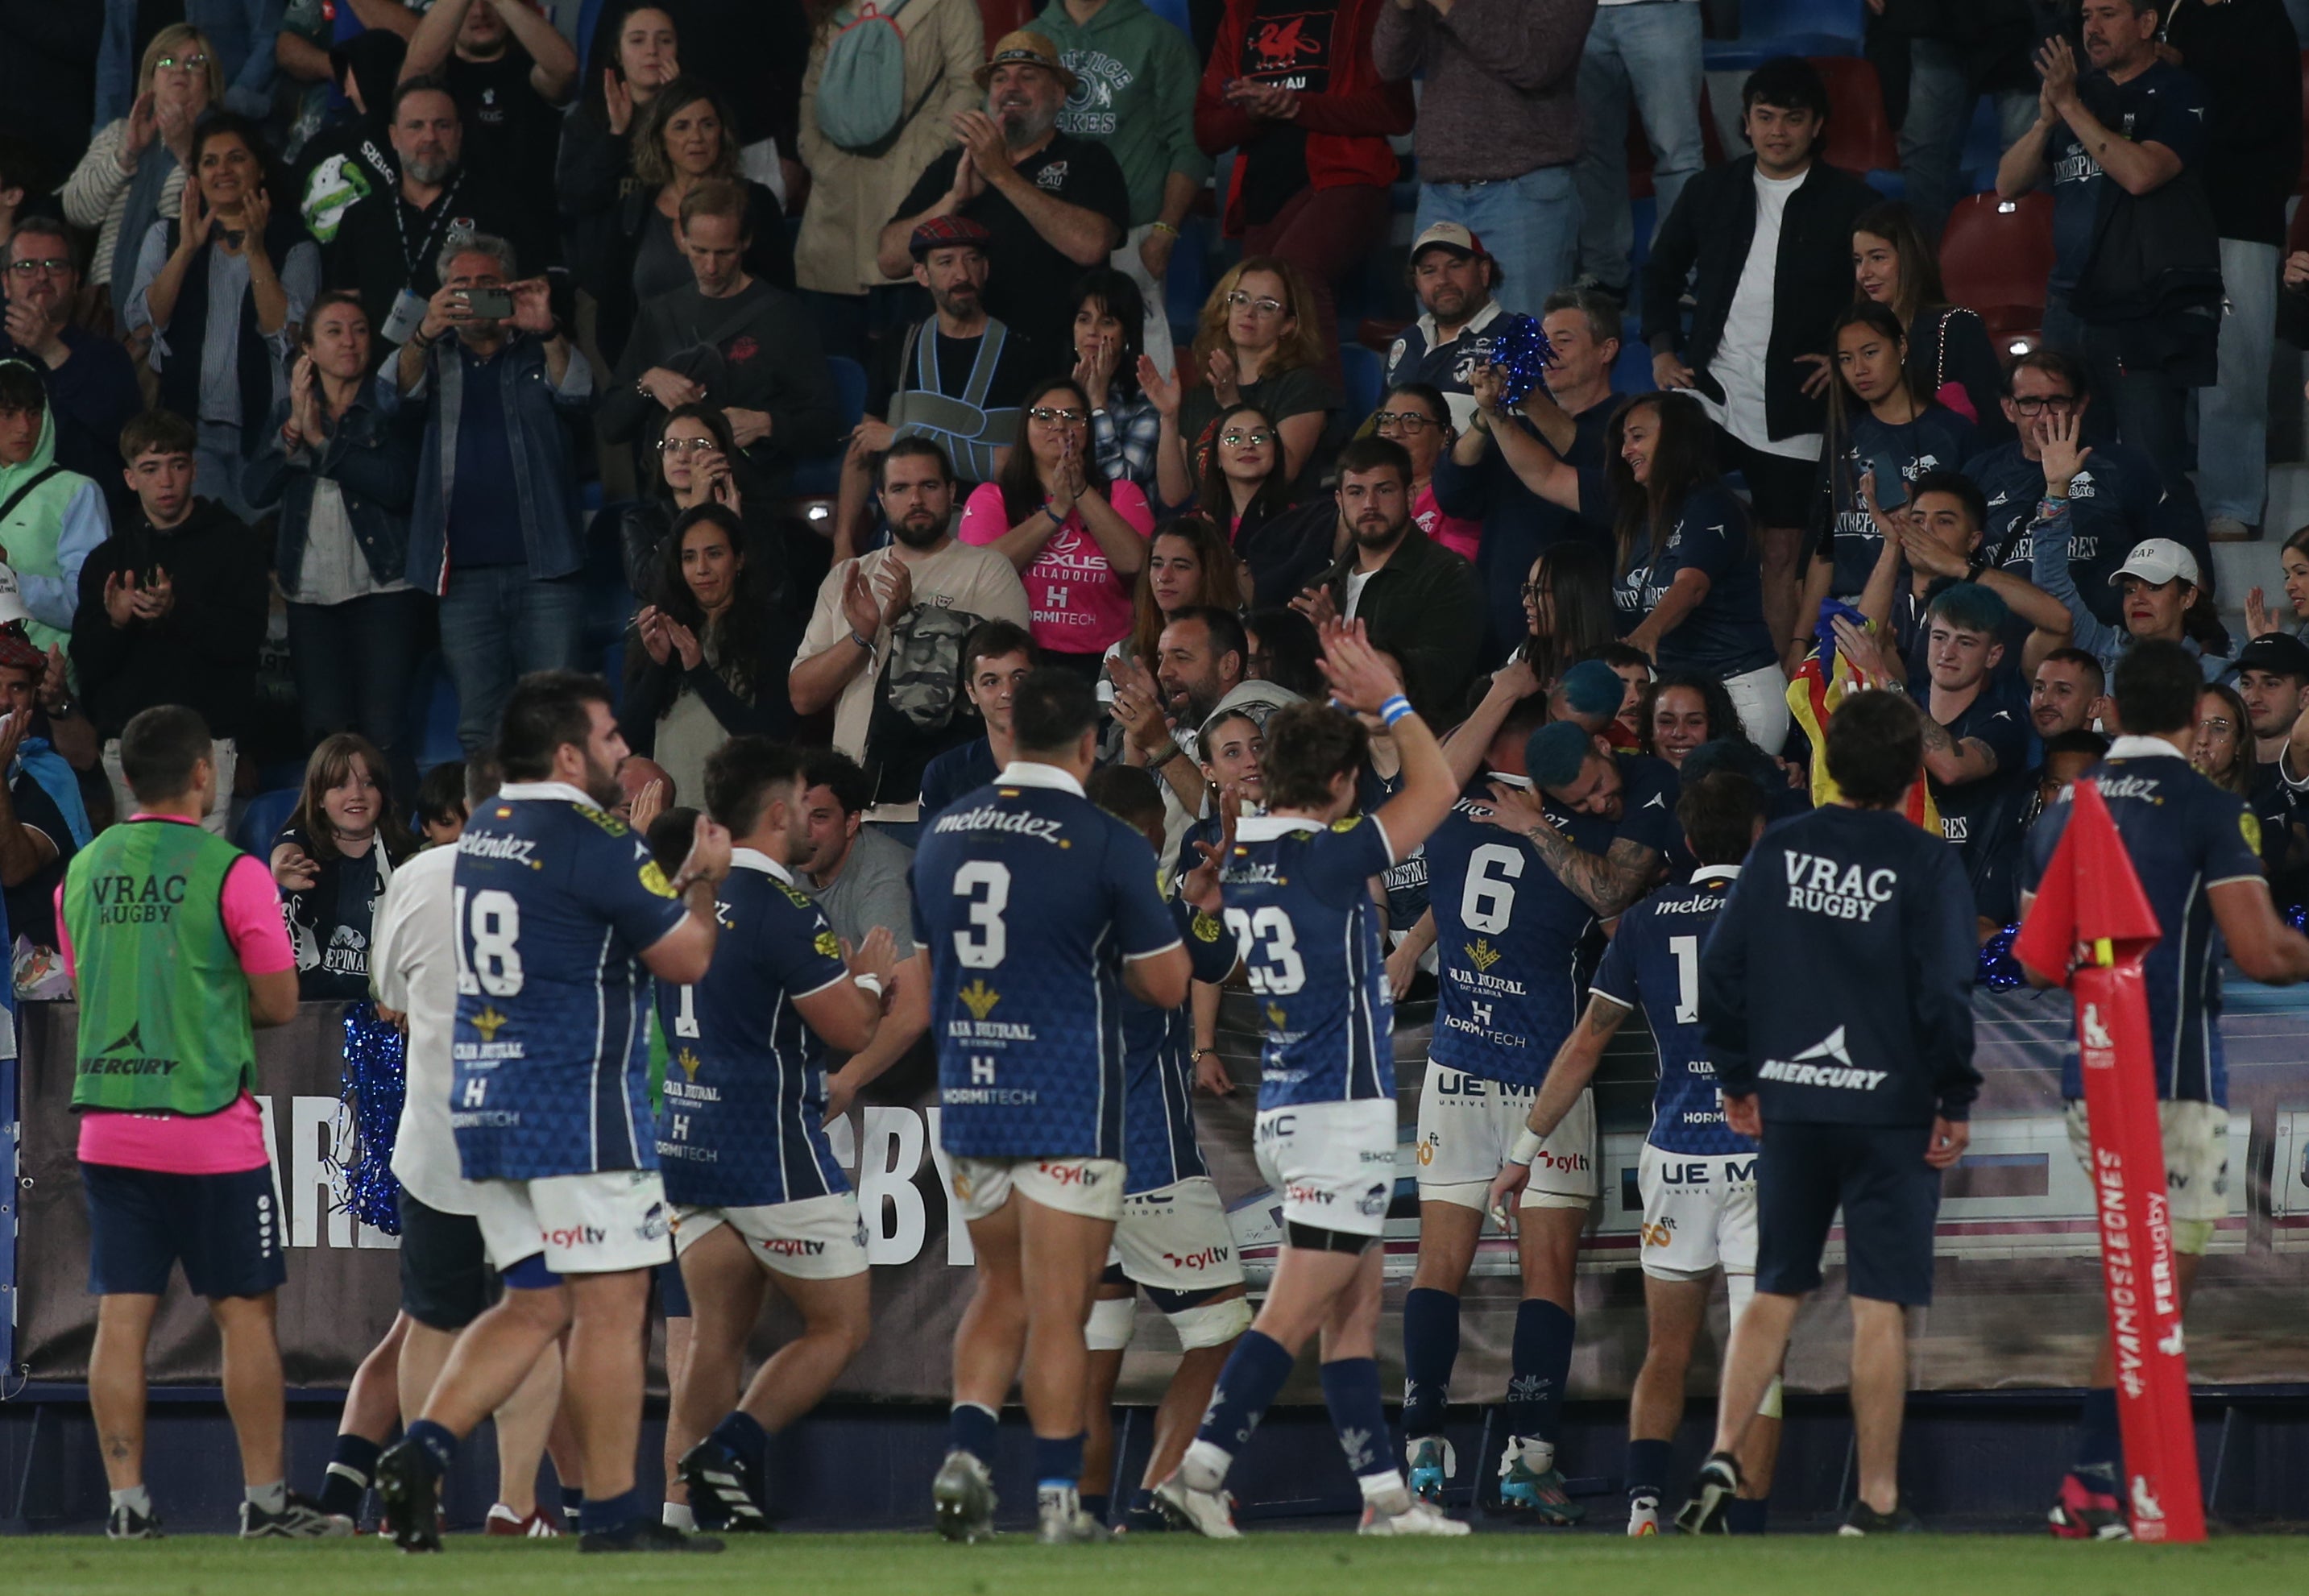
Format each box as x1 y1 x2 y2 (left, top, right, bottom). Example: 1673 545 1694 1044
2020 641 2309 1538
913 670 1195 1544
1392 690 1598 1522
1154 620 1465 1540
1679 690 1978 1536
1077 765 1254 1532
1491 770 1782 1536
654 739 901 1533
376 672 735 1555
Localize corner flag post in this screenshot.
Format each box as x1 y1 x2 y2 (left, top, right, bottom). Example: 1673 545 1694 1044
2011 778 2206 1544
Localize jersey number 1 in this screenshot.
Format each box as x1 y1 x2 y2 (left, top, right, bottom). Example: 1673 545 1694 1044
1668 934 1700 1026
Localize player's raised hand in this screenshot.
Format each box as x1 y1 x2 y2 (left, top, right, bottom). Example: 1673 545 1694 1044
1316 618 1405 716
1474 777 1547 836
676 815 733 890
846 925 899 993
1179 787 1239 914
627 777 666 838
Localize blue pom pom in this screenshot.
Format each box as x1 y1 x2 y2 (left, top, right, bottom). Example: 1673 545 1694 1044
1975 922 2026 989
2287 901 2308 933
1487 314 1555 406
335 1002 407 1235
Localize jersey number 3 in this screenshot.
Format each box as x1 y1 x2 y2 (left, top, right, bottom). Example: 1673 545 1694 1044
951 860 1011 969
454 886 524 997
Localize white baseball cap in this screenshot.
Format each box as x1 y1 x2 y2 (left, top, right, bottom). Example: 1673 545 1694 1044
0 565 33 628
2108 538 2199 589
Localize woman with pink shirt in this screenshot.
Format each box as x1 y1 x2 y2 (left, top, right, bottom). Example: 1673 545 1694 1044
1374 382 1481 563
958 378 1155 674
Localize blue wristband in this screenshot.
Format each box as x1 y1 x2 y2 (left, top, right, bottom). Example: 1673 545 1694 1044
1380 695 1414 728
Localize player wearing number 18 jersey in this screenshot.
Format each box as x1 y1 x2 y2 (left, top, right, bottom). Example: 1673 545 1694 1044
911 671 1192 1544
655 740 898 1535
376 673 733 1557
1399 702 1606 1523
1155 621 1465 1540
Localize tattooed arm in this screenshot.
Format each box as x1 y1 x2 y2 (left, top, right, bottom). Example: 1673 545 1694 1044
1915 699 1999 786
1489 991 1629 1212
1474 779 1661 916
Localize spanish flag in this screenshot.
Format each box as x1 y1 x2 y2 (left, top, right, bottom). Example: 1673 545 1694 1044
1785 600 1941 834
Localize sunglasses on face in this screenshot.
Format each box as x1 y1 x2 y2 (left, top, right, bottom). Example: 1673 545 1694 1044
1224 291 1285 317
657 437 718 454
1028 406 1084 425
1220 428 1275 448
1374 411 1438 433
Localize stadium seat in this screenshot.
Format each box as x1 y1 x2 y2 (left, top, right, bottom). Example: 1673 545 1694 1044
980 0 1035 52
1341 344 1384 424
1938 191 2055 340
235 788 300 856
416 660 462 773
791 356 866 497
1703 0 1866 70
1811 56 1898 180
1142 0 1192 38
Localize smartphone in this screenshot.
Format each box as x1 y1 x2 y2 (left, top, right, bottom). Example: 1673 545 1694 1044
1863 450 1910 511
459 286 513 321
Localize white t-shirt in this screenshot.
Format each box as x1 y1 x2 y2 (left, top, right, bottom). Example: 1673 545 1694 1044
1701 166 1822 463
376 845 471 1215
1345 568 1376 620
795 539 1032 820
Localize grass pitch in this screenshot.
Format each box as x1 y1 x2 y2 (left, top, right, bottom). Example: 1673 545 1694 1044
7 1532 2309 1596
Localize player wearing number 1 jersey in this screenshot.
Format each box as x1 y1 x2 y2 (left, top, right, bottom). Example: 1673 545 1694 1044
1490 769 1780 1537
912 670 1193 1544
376 673 734 1557
655 740 899 1535
1154 622 1465 1540
1398 701 1606 1523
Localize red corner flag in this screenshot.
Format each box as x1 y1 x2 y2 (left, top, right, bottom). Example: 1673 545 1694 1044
2012 779 2206 1543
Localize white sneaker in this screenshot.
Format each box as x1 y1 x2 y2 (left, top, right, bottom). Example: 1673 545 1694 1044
1627 1494 1661 1536
1037 1485 1110 1544
1152 1475 1242 1540
1358 1489 1470 1537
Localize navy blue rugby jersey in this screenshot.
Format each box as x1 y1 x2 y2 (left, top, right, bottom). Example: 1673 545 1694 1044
1424 776 1615 1086
1590 866 1756 1157
1119 895 1242 1194
2023 741 2265 1105
653 850 852 1208
1699 805 1979 1126
1221 812 1397 1109
451 781 690 1181
913 763 1182 1160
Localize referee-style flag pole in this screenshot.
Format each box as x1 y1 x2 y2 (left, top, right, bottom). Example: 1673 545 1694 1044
2012 778 2207 1544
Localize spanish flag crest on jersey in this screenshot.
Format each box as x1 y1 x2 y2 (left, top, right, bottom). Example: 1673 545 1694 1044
1786 600 1941 835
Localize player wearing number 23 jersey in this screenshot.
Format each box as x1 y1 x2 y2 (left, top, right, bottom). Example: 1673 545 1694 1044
913 763 1184 1164
451 780 690 1182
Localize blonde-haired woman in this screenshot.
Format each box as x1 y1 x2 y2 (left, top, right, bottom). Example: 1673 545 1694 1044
1170 255 1337 488
794 0 985 360
64 24 221 327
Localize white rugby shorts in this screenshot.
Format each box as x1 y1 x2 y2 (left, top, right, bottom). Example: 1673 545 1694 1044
674 1191 869 1279
1414 1059 1597 1209
949 1155 1127 1225
1635 1142 1759 1281
1108 1175 1246 1293
1254 1099 1399 1238
471 1169 674 1277
2064 1097 2228 1229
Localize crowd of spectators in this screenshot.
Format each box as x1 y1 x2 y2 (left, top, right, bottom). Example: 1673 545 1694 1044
1 0 2308 989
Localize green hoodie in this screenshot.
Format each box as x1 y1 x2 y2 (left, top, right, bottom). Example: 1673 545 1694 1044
0 375 109 657
1034 0 1213 229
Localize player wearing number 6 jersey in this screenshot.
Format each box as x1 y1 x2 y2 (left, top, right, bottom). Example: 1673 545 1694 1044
376 673 734 1557
912 669 1194 1544
1154 621 1465 1540
1490 767 1780 1537
653 740 900 1535
1395 702 1611 1523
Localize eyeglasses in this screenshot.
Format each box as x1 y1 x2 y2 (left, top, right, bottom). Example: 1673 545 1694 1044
2010 394 2078 415
2198 718 2237 736
4 259 72 276
1224 290 1286 317
1373 411 1439 433
657 437 719 454
1220 428 1275 448
1028 406 1084 424
153 52 209 70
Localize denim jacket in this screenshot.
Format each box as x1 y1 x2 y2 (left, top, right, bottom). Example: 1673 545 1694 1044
243 392 417 596
378 332 595 593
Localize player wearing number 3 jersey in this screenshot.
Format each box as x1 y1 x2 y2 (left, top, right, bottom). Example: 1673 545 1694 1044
376 673 735 1556
911 670 1192 1544
1154 620 1465 1540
